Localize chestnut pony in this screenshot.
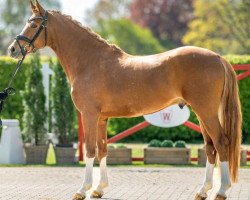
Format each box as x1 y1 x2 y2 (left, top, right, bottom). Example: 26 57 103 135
8 1 242 200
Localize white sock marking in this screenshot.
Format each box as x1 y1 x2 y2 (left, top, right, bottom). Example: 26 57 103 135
96 157 108 192
198 159 214 197
218 161 231 197
77 157 94 195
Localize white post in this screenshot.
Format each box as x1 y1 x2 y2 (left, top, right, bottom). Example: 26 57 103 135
41 63 54 110
41 63 54 131
0 119 25 164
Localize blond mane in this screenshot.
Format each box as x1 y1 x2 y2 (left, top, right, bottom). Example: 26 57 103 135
50 10 122 52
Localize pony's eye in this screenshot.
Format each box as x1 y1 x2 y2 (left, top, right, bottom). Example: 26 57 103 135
30 22 37 28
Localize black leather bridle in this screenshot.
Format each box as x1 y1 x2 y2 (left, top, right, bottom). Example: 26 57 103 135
0 10 49 126
15 10 48 57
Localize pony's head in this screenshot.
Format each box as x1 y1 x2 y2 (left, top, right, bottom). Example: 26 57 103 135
8 0 48 59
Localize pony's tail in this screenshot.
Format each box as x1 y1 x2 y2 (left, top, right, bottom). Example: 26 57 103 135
220 58 242 183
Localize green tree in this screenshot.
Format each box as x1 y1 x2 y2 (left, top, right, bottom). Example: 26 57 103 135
51 60 75 146
96 18 165 55
86 0 164 54
216 0 250 53
130 0 194 48
22 53 47 145
183 0 248 54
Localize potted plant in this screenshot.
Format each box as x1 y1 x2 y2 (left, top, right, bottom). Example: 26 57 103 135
144 139 190 164
22 53 48 164
52 60 76 164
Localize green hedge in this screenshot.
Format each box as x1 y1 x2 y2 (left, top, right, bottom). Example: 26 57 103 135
225 55 250 143
0 56 78 141
0 56 50 128
0 56 29 125
0 55 249 143
22 53 47 145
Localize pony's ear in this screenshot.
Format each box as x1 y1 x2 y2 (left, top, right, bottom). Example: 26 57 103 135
35 0 46 16
30 0 36 12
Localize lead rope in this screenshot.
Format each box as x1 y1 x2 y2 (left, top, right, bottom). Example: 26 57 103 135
0 53 26 126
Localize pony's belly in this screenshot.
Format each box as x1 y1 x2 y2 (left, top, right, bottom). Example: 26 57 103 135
101 97 182 118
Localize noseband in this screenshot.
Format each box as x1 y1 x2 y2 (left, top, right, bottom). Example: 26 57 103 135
15 10 48 57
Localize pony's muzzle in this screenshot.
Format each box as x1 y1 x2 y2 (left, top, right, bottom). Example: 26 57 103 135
8 42 22 59
8 45 17 57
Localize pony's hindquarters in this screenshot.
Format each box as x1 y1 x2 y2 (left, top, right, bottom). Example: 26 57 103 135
219 58 242 183
187 56 242 199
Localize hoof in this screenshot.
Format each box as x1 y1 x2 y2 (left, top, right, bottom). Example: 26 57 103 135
72 193 86 200
91 190 104 198
194 194 207 200
215 194 227 200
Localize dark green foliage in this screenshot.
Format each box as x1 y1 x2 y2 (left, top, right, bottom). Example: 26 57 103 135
51 60 75 145
161 140 174 148
0 57 29 124
174 140 186 148
148 139 161 147
95 18 165 55
225 55 250 143
107 110 201 143
22 53 47 145
87 1 164 55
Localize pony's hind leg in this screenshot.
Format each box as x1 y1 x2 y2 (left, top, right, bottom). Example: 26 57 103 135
203 118 231 199
73 111 99 200
91 118 109 198
189 91 231 199
198 116 231 200
195 121 216 200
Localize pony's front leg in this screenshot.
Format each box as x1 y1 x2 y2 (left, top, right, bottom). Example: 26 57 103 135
73 111 99 200
91 118 109 198
91 157 108 198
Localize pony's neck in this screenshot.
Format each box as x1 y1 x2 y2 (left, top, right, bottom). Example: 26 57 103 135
47 11 123 84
